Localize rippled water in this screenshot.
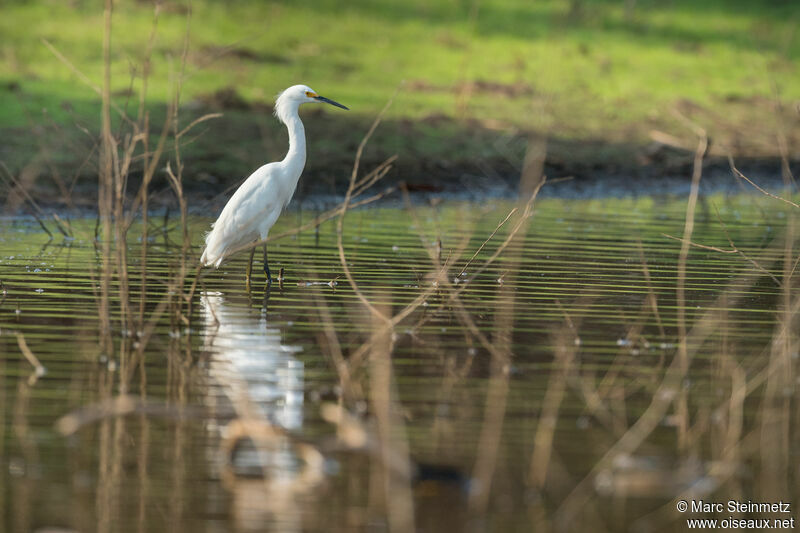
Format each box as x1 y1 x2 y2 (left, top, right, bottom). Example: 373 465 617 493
0 193 797 532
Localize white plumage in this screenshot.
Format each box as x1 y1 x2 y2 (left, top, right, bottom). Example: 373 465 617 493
200 84 348 276
200 161 293 268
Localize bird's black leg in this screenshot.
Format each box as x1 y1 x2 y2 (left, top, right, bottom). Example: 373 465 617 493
245 246 256 291
263 244 272 285
261 281 272 314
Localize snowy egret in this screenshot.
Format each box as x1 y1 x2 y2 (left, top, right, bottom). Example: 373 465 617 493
200 84 348 284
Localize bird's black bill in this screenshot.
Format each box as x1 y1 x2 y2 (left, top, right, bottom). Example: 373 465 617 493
314 95 349 110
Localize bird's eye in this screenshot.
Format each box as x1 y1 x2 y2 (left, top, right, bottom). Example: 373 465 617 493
305 91 318 98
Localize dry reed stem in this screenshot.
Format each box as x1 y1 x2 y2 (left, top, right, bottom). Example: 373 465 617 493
648 129 695 151
758 208 796 500
457 206 517 278
714 206 785 286
630 278 796 530
637 240 666 339
58 0 200 390
467 311 512 511
728 156 799 209
0 162 56 238
136 388 151 533
54 394 197 436
587 306 661 429
177 113 223 139
574 369 625 437
373 195 509 501
41 4 209 526
554 246 787 528
528 315 580 489
630 430 758 531
368 296 416 532
50 213 72 237
15 333 46 386
353 155 397 196
662 230 783 288
454 0 481 119
400 184 507 364
555 115 796 528
41 38 133 125
557 299 630 437
470 136 545 514
310 287 361 403
465 182 543 285
161 13 198 336
662 233 736 253
342 269 449 376
323 201 467 395
663 205 784 287
406 180 544 340
768 77 797 188
123 293 173 386
96 0 114 358
11 378 39 532
674 132 707 452
319 403 374 452
336 90 399 324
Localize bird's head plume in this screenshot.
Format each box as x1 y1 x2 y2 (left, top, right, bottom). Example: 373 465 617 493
274 84 348 124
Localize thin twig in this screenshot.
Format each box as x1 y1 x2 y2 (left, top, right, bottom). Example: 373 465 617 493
42 38 133 125
336 89 400 323
662 233 736 254
177 113 223 139
15 332 46 386
728 156 799 209
457 206 517 278
0 162 54 238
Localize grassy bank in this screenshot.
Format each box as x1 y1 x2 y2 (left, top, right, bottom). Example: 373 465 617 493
1 0 798 204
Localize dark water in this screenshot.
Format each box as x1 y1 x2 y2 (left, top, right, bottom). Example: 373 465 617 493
0 193 798 532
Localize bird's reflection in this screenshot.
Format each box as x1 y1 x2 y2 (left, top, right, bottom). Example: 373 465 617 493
200 289 320 531
202 289 303 434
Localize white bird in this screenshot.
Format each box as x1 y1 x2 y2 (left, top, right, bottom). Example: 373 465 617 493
200 84 348 284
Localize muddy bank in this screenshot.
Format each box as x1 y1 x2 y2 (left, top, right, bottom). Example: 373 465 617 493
1 95 797 213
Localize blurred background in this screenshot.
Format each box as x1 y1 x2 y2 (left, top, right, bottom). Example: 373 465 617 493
0 0 798 204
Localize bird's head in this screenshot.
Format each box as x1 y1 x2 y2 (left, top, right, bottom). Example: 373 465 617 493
274 84 348 124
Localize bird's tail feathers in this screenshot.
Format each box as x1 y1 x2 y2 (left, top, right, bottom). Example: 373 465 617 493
200 226 225 268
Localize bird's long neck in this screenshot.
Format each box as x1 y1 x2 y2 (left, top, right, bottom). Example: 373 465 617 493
282 112 306 174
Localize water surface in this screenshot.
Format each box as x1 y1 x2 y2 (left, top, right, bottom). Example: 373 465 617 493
1 193 797 532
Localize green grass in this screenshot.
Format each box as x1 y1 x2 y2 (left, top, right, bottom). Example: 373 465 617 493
0 0 798 187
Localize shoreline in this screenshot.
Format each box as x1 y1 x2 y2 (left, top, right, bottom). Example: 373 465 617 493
2 157 795 220
2 105 797 213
